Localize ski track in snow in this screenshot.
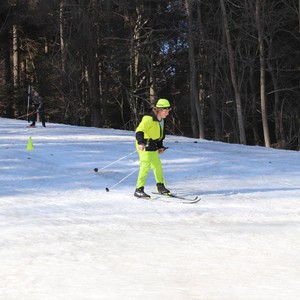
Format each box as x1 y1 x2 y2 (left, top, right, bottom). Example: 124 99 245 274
1 118 300 300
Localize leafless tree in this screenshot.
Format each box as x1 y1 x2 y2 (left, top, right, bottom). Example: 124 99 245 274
219 0 247 144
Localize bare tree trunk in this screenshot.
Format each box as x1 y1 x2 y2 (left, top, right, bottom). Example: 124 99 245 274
87 55 102 127
59 0 67 121
12 24 19 117
0 27 14 117
185 0 205 139
12 25 19 90
255 0 271 147
210 74 222 141
149 44 155 105
267 52 286 148
219 0 246 145
149 72 155 105
249 65 260 145
59 1 65 73
299 0 300 33
129 4 144 128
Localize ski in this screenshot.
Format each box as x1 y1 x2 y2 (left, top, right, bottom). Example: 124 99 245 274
152 192 199 201
151 192 201 204
135 196 199 204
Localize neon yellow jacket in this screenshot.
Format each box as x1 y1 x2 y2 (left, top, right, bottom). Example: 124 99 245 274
135 112 165 151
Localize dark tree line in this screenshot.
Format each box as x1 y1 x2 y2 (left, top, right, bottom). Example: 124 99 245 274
1 0 300 149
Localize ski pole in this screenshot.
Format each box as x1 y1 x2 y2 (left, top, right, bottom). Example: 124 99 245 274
105 167 139 192
17 111 36 119
93 150 136 173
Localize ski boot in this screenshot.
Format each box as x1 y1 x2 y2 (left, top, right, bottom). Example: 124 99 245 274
134 187 150 198
156 183 170 195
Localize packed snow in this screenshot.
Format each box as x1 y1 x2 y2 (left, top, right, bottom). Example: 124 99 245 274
1 117 300 300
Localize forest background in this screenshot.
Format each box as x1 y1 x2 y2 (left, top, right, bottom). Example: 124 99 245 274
0 0 300 149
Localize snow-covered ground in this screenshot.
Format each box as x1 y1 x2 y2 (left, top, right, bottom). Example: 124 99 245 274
1 117 300 300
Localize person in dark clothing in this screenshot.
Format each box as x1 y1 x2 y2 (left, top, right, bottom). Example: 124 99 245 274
30 91 46 127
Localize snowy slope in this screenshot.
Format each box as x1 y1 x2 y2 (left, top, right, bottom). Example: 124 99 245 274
1 117 300 300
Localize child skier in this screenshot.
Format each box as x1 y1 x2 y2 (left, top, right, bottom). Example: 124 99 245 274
134 98 171 198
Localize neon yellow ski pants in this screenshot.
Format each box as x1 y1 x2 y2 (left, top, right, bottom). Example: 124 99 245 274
136 150 165 188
